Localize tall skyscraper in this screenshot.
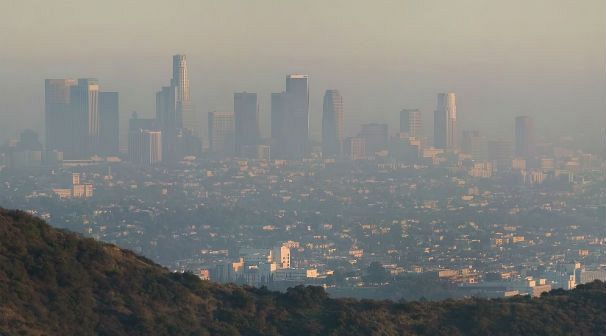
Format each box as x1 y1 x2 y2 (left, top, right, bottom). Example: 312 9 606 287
44 79 76 152
70 79 100 158
400 109 422 139
271 92 286 157
234 92 259 156
155 55 201 160
284 74 309 159
434 93 457 150
322 90 344 158
270 74 309 160
142 130 163 165
128 113 158 164
515 116 536 159
208 111 235 157
99 92 119 156
171 55 197 136
360 123 388 155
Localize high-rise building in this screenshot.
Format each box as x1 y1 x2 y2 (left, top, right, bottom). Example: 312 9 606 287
515 116 536 159
322 90 344 158
45 79 76 153
156 85 180 162
434 93 457 150
128 113 158 164
284 74 309 159
171 55 197 136
70 79 100 158
344 137 366 160
208 111 235 157
234 92 259 156
155 55 201 160
360 123 388 155
400 109 422 139
271 92 286 158
99 92 119 156
142 130 163 165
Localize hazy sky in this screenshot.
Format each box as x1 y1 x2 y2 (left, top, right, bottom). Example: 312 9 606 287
0 0 604 146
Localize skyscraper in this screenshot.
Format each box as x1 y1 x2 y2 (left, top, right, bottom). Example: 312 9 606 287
400 109 422 139
322 90 344 158
99 92 119 156
44 79 76 152
142 130 163 165
128 113 158 164
271 92 286 158
234 92 259 156
155 55 201 160
284 74 309 160
70 79 100 158
344 137 366 160
171 55 196 136
208 111 235 157
515 116 535 159
434 93 457 150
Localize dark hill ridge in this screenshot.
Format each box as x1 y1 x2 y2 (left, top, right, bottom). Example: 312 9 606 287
0 208 605 336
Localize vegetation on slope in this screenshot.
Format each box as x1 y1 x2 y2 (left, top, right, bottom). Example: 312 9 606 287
0 208 605 336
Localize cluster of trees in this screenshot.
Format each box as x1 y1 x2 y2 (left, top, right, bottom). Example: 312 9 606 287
1 208 605 336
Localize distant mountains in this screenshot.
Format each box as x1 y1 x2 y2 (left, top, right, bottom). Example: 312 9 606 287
0 208 605 336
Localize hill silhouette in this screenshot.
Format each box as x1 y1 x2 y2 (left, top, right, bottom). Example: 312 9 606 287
0 208 605 335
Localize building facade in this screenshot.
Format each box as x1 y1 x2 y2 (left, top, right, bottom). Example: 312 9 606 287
434 93 457 150
322 89 344 158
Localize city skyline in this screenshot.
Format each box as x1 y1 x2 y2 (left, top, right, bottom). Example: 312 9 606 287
1 1 603 147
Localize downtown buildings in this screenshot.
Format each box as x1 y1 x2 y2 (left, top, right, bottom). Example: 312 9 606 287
322 90 344 158
234 92 260 157
434 93 457 150
271 74 310 160
44 78 119 159
155 54 202 162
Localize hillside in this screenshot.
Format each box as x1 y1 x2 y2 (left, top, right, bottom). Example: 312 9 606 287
0 208 605 336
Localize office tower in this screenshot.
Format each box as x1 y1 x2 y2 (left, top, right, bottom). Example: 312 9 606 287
284 74 309 159
208 111 235 157
344 137 366 160
142 131 163 165
99 92 119 156
154 55 201 160
360 123 388 155
156 86 180 131
156 85 180 161
234 92 259 156
171 55 197 135
515 116 536 159
45 79 76 152
434 93 457 150
400 109 422 139
70 79 100 158
271 92 286 157
461 130 487 160
128 113 158 164
322 89 344 158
